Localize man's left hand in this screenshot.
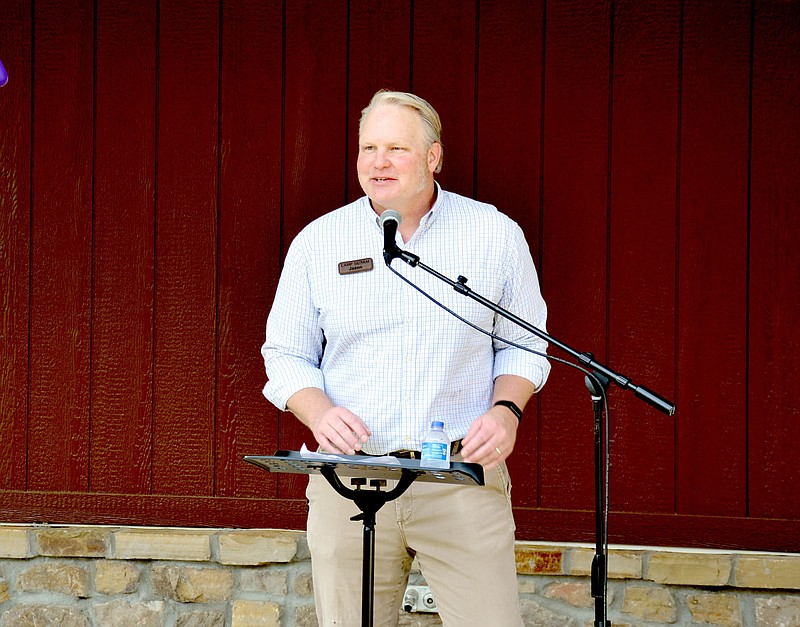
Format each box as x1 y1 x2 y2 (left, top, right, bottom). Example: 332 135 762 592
460 406 519 471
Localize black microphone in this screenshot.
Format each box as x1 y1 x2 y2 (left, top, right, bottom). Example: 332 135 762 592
379 209 401 265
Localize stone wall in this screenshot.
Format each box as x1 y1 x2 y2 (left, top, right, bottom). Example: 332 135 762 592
0 525 798 626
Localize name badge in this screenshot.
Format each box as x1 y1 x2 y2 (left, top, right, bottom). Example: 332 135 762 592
338 258 374 275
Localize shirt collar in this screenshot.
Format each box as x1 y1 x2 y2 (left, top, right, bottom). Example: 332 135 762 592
364 181 445 230
419 181 444 229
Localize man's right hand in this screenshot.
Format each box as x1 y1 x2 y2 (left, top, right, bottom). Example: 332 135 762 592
286 388 371 455
310 406 371 455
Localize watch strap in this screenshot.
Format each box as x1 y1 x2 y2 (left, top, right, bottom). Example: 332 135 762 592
493 400 523 421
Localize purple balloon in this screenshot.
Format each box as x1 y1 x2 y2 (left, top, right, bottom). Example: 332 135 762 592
0 60 8 87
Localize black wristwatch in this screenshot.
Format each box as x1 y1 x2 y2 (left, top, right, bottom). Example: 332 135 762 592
493 400 523 422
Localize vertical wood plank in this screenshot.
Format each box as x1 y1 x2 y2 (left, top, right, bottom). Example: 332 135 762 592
539 0 611 510
0 0 32 491
476 0 545 506
412 0 477 198
153 0 219 495
28 0 94 492
280 0 348 498
607 0 680 513
677 0 750 516
216 0 283 498
475 0 544 236
346 0 412 203
282 0 348 244
90 0 157 494
748 0 800 519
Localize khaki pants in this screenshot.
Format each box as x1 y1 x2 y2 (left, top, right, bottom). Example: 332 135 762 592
306 458 524 627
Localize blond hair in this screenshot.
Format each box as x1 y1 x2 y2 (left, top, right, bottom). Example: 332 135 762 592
359 90 444 173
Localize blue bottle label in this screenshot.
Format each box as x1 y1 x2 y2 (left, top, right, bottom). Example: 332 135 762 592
421 442 448 460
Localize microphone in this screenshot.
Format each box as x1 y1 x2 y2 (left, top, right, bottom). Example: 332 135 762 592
379 209 401 265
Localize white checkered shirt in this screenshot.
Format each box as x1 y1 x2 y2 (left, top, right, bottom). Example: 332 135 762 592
262 186 550 454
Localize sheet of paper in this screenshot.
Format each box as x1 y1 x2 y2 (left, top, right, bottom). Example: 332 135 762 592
299 443 401 465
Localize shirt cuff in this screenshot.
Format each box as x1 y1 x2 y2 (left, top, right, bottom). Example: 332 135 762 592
262 361 325 411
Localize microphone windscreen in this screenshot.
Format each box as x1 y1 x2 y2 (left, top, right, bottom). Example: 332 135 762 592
378 209 402 228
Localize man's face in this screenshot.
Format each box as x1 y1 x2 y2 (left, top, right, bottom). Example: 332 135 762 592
357 104 439 214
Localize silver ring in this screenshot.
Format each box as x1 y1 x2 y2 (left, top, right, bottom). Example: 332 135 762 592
495 447 503 456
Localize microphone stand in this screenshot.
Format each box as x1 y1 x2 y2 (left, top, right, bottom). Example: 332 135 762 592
385 245 676 627
586 371 611 627
385 246 675 415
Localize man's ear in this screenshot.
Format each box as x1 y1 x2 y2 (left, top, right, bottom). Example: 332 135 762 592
428 142 443 173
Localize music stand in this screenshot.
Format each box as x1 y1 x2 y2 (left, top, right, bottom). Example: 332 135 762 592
244 450 484 627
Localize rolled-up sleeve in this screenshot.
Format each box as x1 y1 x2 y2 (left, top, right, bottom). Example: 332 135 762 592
492 223 551 391
261 232 326 410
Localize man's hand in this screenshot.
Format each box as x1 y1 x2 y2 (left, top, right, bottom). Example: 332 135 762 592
460 405 519 471
309 405 371 455
285 387 371 455
460 374 533 470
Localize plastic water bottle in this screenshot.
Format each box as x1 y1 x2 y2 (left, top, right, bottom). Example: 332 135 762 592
420 421 450 469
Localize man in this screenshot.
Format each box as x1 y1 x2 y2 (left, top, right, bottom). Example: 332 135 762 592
262 90 550 626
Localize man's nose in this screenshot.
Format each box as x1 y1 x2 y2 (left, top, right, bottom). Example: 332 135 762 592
374 149 390 167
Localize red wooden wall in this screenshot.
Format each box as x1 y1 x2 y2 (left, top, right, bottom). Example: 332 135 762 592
1 0 798 552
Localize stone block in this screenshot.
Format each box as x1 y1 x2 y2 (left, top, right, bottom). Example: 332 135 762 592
515 547 563 575
115 528 211 561
736 555 800 590
0 578 9 604
217 530 302 565
176 609 226 627
397 613 442 626
295 604 319 627
151 565 233 603
754 595 800 626
622 585 677 623
686 592 742 626
294 571 314 597
0 605 89 627
0 528 30 558
95 560 141 594
240 568 288 595
543 581 594 608
93 600 165 627
570 548 643 579
231 600 281 627
16 563 90 598
36 527 108 557
647 552 731 586
519 597 577 626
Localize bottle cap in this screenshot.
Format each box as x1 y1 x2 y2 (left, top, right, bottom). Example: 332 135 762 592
431 421 444 429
